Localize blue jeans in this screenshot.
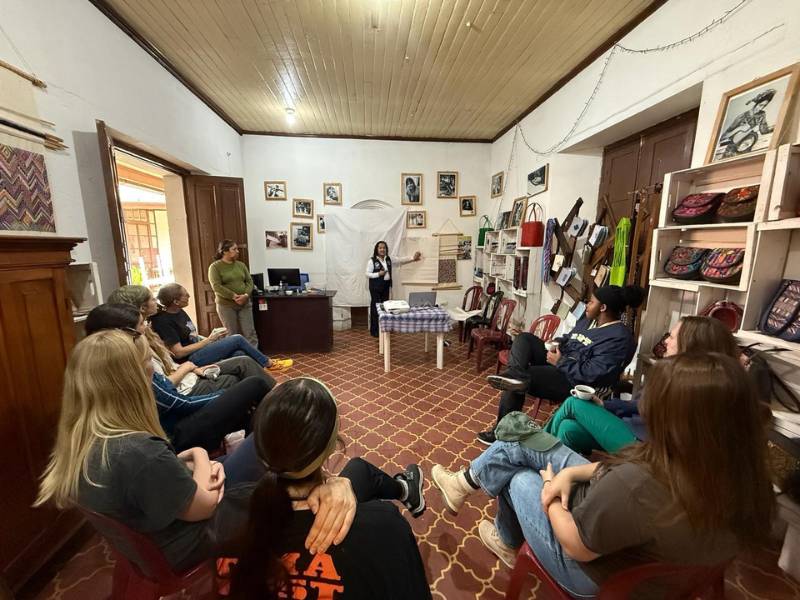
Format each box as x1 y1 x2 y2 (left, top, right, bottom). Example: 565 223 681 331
187 334 269 367
470 441 598 598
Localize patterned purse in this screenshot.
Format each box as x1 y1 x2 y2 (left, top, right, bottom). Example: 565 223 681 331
717 185 759 223
758 279 800 342
664 246 709 280
671 193 724 225
700 248 745 285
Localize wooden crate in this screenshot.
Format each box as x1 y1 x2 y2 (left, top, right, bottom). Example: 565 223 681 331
767 143 800 221
659 149 776 228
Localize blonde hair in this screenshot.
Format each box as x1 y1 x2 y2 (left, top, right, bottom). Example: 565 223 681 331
35 330 166 509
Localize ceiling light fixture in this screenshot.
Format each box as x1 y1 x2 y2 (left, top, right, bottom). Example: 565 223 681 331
285 107 296 125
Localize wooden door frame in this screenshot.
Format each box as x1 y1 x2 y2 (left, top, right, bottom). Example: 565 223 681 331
95 120 190 289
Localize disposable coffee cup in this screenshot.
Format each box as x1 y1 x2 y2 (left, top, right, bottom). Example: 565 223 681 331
570 384 595 400
202 365 221 380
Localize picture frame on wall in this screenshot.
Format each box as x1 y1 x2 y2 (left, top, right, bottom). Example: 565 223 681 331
292 198 314 218
323 182 342 205
437 171 458 198
705 63 800 164
265 230 288 249
459 195 476 217
510 197 527 227
290 222 313 250
527 165 548 197
264 180 287 200
407 210 426 229
491 171 504 198
317 214 326 233
401 173 423 205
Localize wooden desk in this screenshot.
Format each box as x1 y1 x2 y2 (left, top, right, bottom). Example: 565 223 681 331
253 291 336 353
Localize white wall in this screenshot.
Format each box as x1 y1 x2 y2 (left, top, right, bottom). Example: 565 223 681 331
242 135 490 308
0 0 243 296
491 0 800 317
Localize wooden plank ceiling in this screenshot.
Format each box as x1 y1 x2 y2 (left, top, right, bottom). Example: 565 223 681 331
103 0 657 140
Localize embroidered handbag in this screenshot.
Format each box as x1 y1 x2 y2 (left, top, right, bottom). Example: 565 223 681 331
478 216 493 247
717 185 759 223
700 248 745 285
758 279 800 342
520 202 544 247
664 246 709 280
671 193 724 225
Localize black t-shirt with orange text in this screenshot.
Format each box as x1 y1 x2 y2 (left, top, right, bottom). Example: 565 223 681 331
280 500 431 599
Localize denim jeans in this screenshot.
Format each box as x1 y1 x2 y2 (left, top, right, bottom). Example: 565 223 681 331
470 440 598 598
187 334 269 367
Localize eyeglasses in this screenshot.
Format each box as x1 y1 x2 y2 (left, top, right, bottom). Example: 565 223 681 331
122 327 142 340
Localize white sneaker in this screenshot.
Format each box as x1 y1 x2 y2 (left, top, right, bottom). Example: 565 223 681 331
478 520 517 568
431 464 474 514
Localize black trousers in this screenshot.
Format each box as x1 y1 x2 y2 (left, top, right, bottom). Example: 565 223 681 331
340 457 403 502
172 376 272 452
369 281 391 336
496 332 572 423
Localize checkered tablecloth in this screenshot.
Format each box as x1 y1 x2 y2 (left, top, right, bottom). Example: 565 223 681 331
377 305 453 333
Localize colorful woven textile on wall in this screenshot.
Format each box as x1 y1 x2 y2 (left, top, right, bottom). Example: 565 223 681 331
0 143 56 232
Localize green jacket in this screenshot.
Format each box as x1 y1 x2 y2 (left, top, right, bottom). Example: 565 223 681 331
208 260 253 307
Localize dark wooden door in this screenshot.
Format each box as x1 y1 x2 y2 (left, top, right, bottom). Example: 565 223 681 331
598 109 698 219
184 176 249 335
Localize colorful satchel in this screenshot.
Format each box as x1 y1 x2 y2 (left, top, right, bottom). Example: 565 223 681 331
671 193 724 225
664 246 709 280
717 185 759 223
758 279 800 342
700 248 745 285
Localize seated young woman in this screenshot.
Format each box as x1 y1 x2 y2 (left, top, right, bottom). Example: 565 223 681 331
85 303 274 453
108 284 290 371
229 377 431 599
477 285 644 445
544 315 742 455
34 330 357 574
432 353 773 597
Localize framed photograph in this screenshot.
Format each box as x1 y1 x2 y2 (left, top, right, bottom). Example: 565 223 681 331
265 230 288 249
706 63 800 164
317 214 326 233
323 182 342 205
400 173 423 205
292 198 314 218
527 165 548 197
459 195 476 217
457 235 472 260
407 210 426 229
437 171 458 198
510 197 527 227
491 171 504 198
264 181 287 200
498 210 511 230
290 222 313 250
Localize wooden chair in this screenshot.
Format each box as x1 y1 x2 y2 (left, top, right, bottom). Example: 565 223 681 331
463 290 504 342
496 314 561 374
468 298 517 373
506 542 727 600
458 284 483 342
81 509 218 600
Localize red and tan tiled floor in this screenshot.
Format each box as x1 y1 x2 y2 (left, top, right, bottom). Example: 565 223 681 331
23 329 800 599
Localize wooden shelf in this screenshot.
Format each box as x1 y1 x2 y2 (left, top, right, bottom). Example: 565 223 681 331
513 289 529 298
736 330 800 354
660 222 754 231
500 227 518 231
516 246 536 251
476 245 485 249
650 277 743 292
759 217 800 231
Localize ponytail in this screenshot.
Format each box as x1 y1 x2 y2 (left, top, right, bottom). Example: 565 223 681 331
215 239 236 261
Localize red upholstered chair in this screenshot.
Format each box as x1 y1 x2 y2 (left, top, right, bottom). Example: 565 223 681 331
506 542 727 600
496 314 561 374
468 298 517 373
81 510 218 600
459 285 483 342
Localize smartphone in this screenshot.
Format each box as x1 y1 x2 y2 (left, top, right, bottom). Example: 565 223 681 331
210 327 227 337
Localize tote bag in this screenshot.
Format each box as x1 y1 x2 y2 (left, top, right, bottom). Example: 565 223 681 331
478 215 493 247
520 202 544 247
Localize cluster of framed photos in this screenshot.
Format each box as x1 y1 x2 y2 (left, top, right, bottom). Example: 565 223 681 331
263 180 338 252
402 171 477 231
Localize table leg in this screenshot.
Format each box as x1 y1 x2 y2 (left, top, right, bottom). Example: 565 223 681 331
424 332 429 353
379 330 384 354
436 333 444 369
384 332 391 373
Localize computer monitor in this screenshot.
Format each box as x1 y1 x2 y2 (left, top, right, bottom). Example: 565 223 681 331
267 268 302 288
300 273 310 287
409 291 437 307
251 272 265 292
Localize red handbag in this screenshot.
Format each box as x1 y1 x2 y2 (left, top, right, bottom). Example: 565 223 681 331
700 300 743 331
520 202 544 247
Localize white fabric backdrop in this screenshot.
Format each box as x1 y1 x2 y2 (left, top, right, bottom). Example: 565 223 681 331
325 208 406 306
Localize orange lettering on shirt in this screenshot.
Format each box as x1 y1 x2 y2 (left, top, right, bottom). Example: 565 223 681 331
280 552 344 600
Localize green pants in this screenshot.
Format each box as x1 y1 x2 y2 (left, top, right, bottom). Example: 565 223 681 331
543 396 637 455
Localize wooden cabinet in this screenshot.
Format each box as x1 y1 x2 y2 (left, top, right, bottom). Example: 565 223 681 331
0 235 85 592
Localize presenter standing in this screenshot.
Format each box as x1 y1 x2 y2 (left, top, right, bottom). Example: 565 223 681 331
366 241 421 337
208 239 260 348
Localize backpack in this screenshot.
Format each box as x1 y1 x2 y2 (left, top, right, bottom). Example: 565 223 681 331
671 193 724 225
717 185 759 223
664 246 709 280
700 248 745 285
758 279 800 342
